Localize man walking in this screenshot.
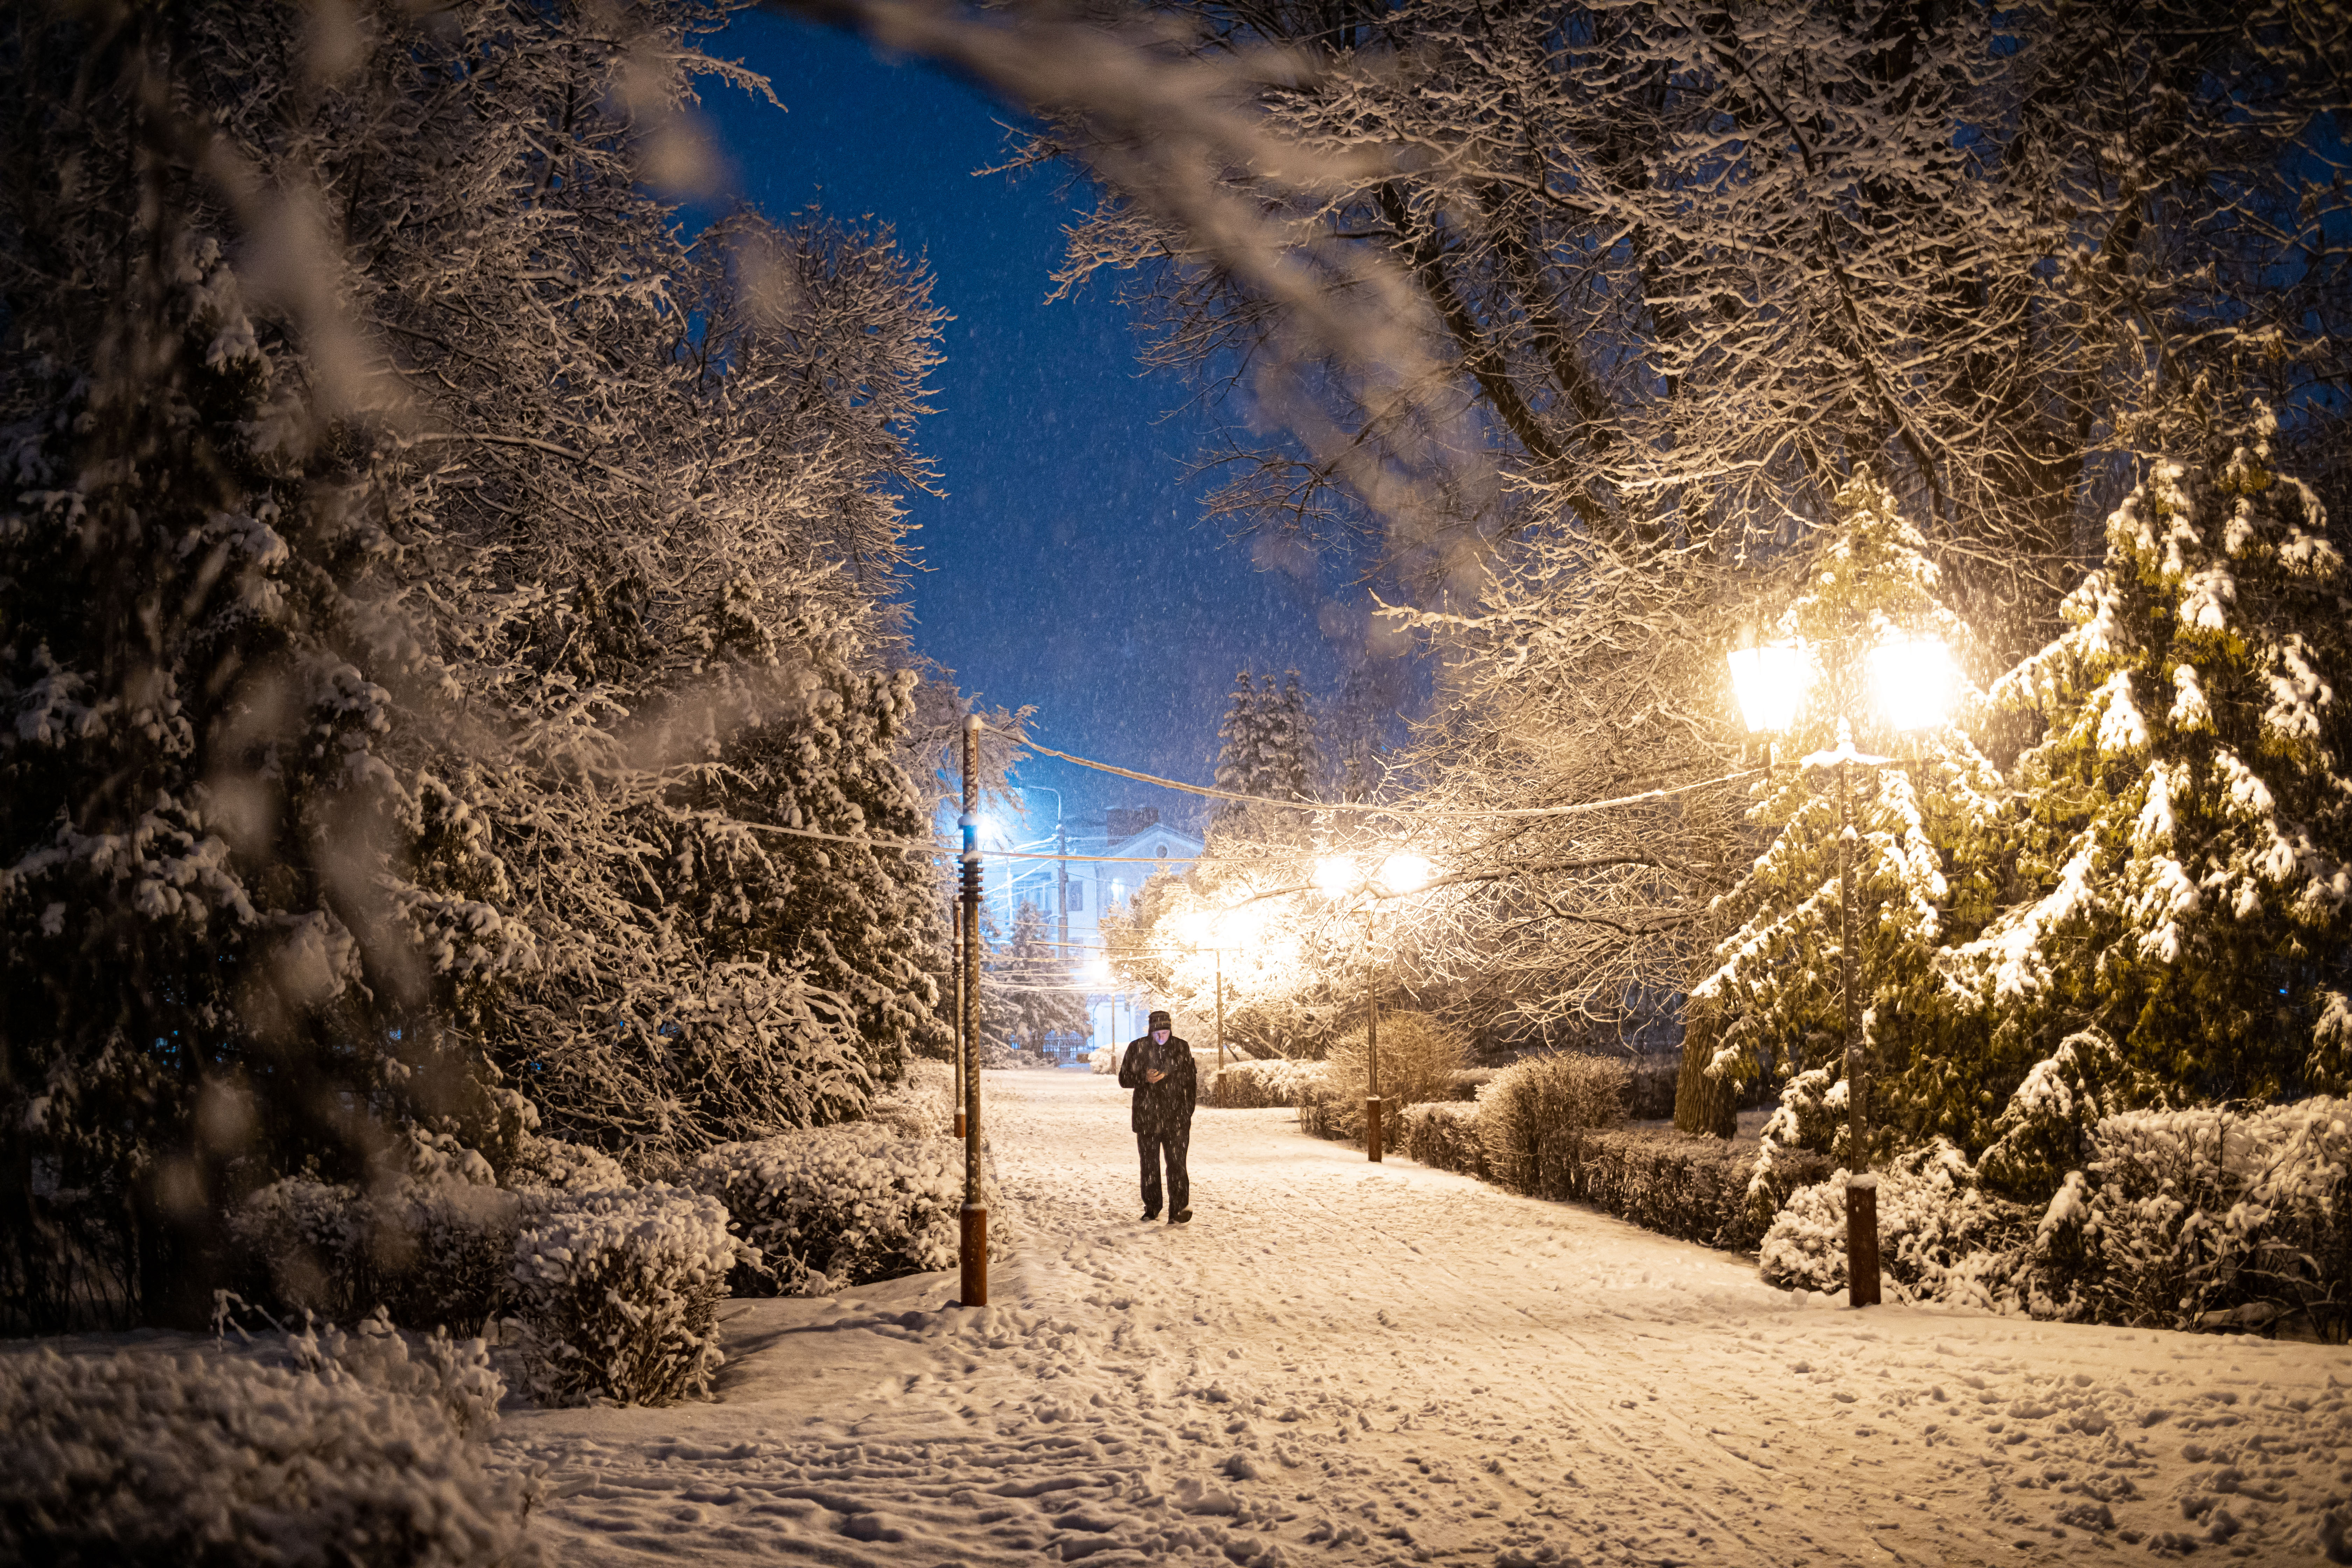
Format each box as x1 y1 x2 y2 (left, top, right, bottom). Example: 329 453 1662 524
1118 1008 1196 1223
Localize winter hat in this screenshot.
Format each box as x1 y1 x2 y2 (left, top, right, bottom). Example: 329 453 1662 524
1148 1010 1172 1030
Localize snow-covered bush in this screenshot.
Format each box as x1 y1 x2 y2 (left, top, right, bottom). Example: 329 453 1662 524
1324 1013 1468 1112
687 1124 1006 1297
0 1347 534 1566
1204 1058 1330 1109
869 1059 954 1140
1398 1101 1485 1177
1091 1044 1117 1074
230 1131 523 1331
1574 1130 1830 1251
2032 1098 2352 1336
1479 1053 1630 1194
503 1135 629 1196
509 1185 732 1407
287 1308 508 1441
1758 1142 2032 1307
1448 1068 1498 1100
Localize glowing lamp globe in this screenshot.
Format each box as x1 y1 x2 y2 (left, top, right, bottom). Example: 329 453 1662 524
1379 853 1434 894
1726 643 1806 734
1867 635 1959 732
1171 911 1210 946
1314 856 1358 897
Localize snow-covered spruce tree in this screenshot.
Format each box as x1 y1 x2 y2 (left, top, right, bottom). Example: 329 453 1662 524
1693 472 2003 1166
1211 668 1268 828
0 0 952 1323
1940 401 2352 1188
0 0 529 1327
983 903 1091 1058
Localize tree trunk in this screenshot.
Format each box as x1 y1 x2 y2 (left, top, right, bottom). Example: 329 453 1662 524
1672 1010 1738 1139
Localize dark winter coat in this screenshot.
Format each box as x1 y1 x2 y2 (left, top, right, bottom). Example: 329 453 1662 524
1118 1033 1197 1137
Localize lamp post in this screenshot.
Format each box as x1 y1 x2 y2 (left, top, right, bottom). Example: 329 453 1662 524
1313 851 1434 1163
958 715 986 1308
1726 631 1958 1309
1172 907 1268 1072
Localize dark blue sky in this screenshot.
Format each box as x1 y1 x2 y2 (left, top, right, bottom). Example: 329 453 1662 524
692 11 1354 836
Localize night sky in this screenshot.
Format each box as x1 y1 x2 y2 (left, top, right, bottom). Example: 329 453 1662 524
690 11 1359 838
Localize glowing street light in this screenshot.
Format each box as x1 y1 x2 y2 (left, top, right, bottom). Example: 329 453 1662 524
1170 904 1264 1069
1865 634 1960 733
1726 642 1809 735
1378 853 1434 895
1314 855 1358 897
1314 849 1442 1163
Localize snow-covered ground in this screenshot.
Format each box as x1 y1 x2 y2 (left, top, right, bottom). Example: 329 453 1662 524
505 1073 2352 1566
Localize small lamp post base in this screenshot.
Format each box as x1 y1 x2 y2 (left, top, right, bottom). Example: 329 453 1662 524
1365 1097 1385 1163
959 1204 988 1307
953 1112 966 1139
1846 1178 1881 1307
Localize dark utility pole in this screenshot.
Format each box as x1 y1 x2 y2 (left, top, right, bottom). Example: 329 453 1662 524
958 715 987 1306
950 894 965 1141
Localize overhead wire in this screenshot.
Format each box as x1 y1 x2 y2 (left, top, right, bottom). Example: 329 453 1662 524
1018 739 1761 819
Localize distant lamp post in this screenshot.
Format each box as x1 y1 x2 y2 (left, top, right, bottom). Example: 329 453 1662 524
1726 630 1958 1309
1310 852 1436 1163
1173 906 1260 1071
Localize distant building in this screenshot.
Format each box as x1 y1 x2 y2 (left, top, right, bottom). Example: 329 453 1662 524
996 806 1201 1057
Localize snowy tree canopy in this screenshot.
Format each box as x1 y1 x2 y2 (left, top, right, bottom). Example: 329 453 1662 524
1 0 955 1328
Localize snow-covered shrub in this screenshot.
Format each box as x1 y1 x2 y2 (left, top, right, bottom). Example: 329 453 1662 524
1570 1130 1830 1251
232 1178 369 1323
1448 1068 1497 1100
1758 1142 2032 1306
1324 1013 1468 1111
1397 1101 1485 1177
1479 1053 1630 1194
288 1307 508 1441
869 1059 954 1140
503 1134 629 1195
0 1347 534 1566
1091 1044 1116 1074
2032 1098 2352 1336
686 1124 1006 1296
509 1185 732 1407
231 1130 523 1330
1204 1058 1330 1109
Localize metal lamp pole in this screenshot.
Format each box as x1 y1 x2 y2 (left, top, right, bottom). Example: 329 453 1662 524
1732 636 1952 1312
958 715 986 1307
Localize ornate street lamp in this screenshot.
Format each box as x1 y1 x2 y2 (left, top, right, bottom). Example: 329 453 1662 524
1727 632 1958 1308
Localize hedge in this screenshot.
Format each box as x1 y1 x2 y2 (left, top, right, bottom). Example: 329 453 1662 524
1318 1054 1833 1254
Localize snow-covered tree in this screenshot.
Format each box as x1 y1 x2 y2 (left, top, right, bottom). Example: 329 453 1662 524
0 0 954 1326
1939 401 2352 1160
982 903 1090 1058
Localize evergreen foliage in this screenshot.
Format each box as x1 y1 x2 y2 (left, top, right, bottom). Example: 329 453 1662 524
983 903 1091 1057
0 0 951 1329
1933 403 2352 1147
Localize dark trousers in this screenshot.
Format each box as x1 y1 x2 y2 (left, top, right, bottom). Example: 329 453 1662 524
1138 1128 1190 1215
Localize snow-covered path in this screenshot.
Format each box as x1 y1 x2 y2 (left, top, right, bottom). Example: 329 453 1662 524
507 1073 2352 1566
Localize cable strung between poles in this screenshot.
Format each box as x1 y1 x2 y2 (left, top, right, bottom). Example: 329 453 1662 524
1017 740 1761 819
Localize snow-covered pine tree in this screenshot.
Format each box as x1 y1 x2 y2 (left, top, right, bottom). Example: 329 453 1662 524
1692 471 2002 1164
1212 667 1270 832
983 903 1090 1059
1944 399 2352 1185
1269 672 1319 804
0 0 954 1324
